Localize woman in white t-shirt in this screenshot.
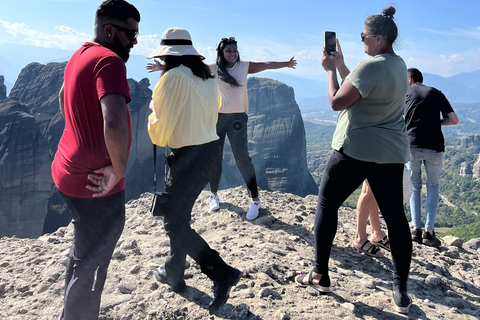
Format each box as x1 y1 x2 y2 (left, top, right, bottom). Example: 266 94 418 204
207 37 296 219
147 37 296 220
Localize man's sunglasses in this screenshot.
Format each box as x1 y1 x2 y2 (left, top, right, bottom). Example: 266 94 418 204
104 23 138 42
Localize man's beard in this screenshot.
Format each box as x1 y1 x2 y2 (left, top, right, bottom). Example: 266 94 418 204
109 35 131 62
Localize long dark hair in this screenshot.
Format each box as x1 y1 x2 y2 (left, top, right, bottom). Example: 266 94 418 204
164 55 214 81
216 37 241 87
365 5 398 45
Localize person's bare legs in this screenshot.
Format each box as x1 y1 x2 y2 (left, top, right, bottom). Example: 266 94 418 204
354 181 385 256
366 183 387 243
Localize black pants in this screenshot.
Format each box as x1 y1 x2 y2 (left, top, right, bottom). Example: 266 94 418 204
163 140 232 282
58 191 125 320
209 113 258 198
314 150 412 286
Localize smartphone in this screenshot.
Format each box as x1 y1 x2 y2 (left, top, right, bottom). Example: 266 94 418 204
324 31 336 55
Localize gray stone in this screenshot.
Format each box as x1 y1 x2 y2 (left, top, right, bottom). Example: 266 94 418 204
443 236 463 248
464 238 480 250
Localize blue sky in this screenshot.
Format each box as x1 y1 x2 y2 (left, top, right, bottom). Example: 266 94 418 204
1 0 479 82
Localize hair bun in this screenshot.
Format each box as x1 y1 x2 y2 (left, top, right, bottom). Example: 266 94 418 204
382 6 396 20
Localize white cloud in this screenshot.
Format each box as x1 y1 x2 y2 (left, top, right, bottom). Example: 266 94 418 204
405 48 480 77
0 19 90 50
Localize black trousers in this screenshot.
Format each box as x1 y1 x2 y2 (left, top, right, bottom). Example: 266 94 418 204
314 150 412 286
209 112 258 198
163 140 232 282
58 190 125 320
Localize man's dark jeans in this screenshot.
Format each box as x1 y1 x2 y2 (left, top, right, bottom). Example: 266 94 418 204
58 190 125 320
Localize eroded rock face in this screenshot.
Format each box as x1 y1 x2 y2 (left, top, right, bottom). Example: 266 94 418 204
461 135 480 154
460 161 473 176
0 75 6 101
0 64 317 238
219 77 318 197
0 99 51 237
473 153 480 182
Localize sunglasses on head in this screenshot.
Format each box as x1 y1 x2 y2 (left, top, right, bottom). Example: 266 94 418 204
221 37 236 42
104 23 138 42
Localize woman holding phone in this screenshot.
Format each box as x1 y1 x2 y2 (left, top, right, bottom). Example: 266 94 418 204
295 5 413 314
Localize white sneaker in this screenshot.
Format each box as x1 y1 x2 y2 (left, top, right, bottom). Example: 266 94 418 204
209 194 220 211
246 200 261 220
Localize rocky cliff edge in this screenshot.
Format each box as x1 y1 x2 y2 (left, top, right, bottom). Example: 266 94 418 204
0 187 479 320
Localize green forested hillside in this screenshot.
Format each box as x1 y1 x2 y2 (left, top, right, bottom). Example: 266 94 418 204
305 119 480 241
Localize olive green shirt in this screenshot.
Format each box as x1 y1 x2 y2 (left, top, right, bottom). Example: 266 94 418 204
331 53 410 164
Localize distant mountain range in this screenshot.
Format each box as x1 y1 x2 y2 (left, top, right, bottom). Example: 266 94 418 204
1 42 480 104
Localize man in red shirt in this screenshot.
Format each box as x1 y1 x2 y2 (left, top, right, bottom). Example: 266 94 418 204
51 1 140 318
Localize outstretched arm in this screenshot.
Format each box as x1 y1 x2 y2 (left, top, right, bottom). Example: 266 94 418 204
248 56 297 74
146 59 166 73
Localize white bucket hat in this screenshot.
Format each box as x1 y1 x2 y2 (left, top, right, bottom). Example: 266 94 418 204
147 27 204 59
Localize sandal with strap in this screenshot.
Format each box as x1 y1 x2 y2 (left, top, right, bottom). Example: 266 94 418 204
295 270 330 292
352 240 385 258
372 235 390 252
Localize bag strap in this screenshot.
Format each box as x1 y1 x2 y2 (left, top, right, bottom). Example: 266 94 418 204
153 144 168 193
153 144 157 193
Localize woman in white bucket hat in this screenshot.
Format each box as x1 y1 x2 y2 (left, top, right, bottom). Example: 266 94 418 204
146 27 242 315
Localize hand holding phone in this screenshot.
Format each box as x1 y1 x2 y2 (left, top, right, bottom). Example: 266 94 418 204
324 31 336 55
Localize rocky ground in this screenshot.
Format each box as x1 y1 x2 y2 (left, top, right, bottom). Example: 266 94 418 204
1 186 480 320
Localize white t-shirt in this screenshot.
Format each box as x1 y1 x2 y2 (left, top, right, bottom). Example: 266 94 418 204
208 61 250 113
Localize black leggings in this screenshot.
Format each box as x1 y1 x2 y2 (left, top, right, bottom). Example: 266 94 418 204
314 149 412 286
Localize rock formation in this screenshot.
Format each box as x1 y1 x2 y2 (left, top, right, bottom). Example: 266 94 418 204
461 134 480 154
460 161 473 176
232 77 318 196
0 64 317 238
0 99 52 238
0 187 479 319
473 153 480 182
0 75 6 101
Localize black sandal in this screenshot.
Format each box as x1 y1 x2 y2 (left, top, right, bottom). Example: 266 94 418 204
352 240 385 258
295 271 330 292
372 235 390 252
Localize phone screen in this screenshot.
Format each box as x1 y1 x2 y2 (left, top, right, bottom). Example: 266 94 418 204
325 31 336 55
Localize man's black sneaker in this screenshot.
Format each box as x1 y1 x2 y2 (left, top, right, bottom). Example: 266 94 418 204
208 268 242 315
423 230 441 248
393 284 412 314
411 228 423 244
